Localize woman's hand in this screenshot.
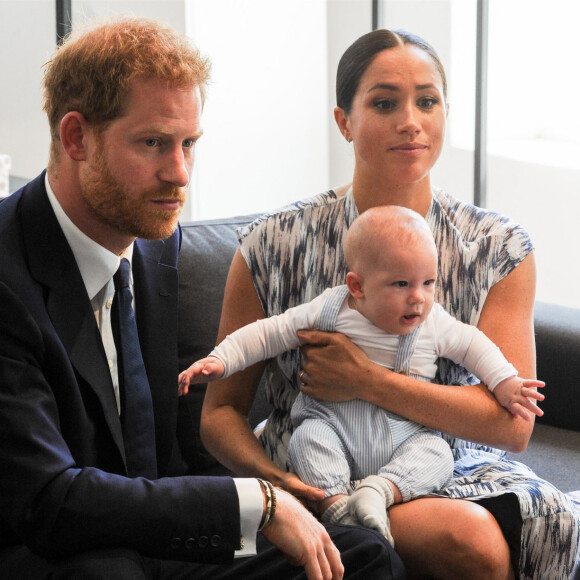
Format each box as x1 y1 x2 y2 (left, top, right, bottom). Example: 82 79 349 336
277 470 326 506
298 329 378 402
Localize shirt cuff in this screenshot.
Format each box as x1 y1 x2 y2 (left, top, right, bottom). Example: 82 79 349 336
233 478 263 558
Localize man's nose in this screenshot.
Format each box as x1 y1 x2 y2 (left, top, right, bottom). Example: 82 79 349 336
158 147 191 187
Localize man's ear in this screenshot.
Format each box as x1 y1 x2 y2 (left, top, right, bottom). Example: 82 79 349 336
59 111 91 161
346 271 364 299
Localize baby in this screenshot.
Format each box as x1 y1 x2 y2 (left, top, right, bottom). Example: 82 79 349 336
180 205 544 546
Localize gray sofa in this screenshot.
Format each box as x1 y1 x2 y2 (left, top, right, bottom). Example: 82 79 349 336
176 214 580 495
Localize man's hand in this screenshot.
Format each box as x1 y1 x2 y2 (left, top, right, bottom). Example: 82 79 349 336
261 488 344 580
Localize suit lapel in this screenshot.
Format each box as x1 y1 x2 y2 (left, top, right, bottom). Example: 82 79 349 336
21 180 126 461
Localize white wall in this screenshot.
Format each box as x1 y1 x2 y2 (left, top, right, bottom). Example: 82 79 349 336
185 0 331 219
185 0 372 219
487 155 580 309
0 0 54 179
0 0 187 180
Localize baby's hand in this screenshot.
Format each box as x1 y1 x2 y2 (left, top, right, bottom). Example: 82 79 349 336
493 376 545 421
178 357 225 396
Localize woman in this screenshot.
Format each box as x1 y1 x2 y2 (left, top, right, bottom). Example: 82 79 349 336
201 29 579 579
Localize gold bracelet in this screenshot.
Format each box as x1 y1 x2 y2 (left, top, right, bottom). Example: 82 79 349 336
257 478 277 531
265 480 277 521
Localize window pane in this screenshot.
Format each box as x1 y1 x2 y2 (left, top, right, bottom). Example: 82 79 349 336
486 0 580 308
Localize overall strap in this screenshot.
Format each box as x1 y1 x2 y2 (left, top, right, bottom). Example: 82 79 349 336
394 325 423 375
318 286 351 332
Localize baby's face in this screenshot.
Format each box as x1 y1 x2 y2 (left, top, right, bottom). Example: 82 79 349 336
355 242 437 335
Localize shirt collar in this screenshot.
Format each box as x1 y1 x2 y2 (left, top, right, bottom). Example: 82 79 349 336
44 174 134 300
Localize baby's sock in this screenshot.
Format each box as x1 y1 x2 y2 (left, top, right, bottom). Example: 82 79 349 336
348 475 395 546
320 496 360 526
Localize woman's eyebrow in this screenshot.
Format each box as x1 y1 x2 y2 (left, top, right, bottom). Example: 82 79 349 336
368 83 399 93
367 82 437 93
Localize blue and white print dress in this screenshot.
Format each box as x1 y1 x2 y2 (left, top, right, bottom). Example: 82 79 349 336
238 186 580 579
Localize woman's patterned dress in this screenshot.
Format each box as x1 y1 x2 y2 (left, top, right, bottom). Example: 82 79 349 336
238 186 580 579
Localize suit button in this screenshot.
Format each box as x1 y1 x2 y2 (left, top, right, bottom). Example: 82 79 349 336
170 537 183 550
185 537 196 551
211 534 221 547
198 535 209 548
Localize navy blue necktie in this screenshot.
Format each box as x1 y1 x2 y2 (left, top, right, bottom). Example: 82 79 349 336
112 258 157 479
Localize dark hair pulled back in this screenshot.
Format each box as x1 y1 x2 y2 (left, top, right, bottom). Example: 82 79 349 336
336 29 447 114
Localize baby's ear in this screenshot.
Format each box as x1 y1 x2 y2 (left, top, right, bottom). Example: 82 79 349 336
346 271 364 299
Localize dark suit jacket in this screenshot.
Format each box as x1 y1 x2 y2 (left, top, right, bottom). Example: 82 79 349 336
0 172 240 563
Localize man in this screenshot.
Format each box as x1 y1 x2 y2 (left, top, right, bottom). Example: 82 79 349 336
0 17 402 579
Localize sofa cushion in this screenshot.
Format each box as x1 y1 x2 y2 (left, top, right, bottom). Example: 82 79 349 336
176 216 269 474
506 423 580 492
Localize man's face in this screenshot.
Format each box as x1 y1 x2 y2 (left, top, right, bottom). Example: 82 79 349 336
79 77 203 246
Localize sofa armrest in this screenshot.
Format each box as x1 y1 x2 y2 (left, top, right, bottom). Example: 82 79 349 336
533 301 580 432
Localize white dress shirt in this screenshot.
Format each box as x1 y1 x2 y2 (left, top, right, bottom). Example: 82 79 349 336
44 174 262 556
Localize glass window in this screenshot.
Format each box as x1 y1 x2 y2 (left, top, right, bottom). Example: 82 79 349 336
486 0 580 309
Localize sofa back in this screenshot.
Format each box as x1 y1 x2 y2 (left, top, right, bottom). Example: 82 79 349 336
178 216 251 381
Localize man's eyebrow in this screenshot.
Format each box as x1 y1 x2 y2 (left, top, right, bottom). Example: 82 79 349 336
139 127 204 139
367 82 437 93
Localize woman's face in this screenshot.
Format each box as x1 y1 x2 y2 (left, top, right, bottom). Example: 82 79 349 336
337 44 447 187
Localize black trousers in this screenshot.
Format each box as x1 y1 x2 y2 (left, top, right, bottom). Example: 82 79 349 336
0 524 406 580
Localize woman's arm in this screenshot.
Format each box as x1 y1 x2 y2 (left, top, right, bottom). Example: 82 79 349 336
299 253 537 453
200 249 325 502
